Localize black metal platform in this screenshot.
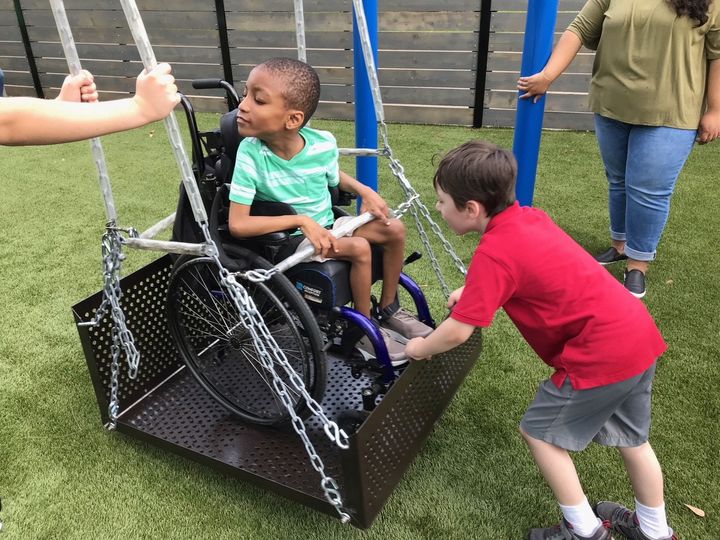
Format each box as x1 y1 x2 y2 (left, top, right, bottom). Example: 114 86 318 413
72 254 482 529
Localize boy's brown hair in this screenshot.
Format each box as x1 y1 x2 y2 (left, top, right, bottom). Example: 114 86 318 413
259 57 320 127
433 140 517 217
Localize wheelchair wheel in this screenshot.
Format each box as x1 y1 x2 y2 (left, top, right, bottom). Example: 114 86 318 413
166 246 326 425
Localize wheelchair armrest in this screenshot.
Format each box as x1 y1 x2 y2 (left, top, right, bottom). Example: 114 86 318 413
251 200 296 218
250 200 299 236
217 223 290 244
330 186 357 207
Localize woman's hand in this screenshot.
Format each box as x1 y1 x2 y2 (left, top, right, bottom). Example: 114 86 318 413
299 217 337 258
697 109 720 144
517 70 553 103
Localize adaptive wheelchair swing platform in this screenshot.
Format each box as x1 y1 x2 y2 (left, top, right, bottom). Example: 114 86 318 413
57 0 483 528
73 257 482 527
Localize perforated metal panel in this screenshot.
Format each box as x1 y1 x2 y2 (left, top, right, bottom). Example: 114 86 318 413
73 255 482 528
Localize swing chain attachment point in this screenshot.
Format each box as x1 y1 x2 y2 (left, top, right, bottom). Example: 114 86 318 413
78 224 140 430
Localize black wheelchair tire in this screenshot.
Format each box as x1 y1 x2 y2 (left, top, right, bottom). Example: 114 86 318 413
166 246 327 425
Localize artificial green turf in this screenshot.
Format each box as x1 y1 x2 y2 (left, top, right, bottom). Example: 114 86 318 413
0 116 718 539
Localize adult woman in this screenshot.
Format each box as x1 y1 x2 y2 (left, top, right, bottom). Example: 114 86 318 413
519 0 720 298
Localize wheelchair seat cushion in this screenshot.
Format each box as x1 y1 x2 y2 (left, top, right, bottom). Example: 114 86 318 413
285 260 353 310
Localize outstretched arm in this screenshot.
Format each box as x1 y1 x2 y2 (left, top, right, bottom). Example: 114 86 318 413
517 30 583 103
405 317 475 360
0 63 179 146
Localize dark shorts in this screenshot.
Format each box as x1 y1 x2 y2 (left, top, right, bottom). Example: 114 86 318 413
520 362 657 451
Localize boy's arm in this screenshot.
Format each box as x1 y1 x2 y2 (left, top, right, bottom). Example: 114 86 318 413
228 201 309 237
228 202 341 258
0 64 178 146
338 170 390 223
405 317 476 360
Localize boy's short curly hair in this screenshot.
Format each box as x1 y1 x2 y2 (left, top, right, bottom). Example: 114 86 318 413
259 57 320 126
433 140 517 217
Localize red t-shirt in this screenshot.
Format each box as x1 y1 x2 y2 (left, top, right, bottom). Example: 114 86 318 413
451 202 666 390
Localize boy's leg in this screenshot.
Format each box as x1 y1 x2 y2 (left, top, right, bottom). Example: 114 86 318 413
520 370 660 540
521 431 588 506
332 234 407 364
331 236 372 316
619 442 664 507
594 443 672 540
354 218 432 339
522 430 604 538
354 218 405 308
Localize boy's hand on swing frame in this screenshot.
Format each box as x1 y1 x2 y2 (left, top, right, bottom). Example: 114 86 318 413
406 337 430 361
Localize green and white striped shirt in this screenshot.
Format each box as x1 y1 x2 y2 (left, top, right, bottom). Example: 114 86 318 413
229 127 340 229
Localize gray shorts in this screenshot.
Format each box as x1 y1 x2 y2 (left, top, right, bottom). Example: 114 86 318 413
520 362 657 451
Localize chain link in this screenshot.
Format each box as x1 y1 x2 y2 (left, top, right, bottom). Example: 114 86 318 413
78 226 140 430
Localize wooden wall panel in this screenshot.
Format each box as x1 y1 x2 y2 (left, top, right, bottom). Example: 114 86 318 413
1 1 598 129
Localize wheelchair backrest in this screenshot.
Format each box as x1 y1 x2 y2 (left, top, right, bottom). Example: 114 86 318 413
216 109 242 183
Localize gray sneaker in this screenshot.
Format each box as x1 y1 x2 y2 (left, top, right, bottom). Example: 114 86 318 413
529 519 612 540
379 301 433 339
356 326 407 366
595 502 677 540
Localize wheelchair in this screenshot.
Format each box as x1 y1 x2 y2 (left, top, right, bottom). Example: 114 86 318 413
165 80 435 427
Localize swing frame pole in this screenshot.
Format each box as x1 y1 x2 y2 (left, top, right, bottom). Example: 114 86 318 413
353 0 379 209
512 0 559 206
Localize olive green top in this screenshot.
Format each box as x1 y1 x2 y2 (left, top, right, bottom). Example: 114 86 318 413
568 0 720 129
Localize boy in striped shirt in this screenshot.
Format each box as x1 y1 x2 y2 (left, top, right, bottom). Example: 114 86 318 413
228 57 432 365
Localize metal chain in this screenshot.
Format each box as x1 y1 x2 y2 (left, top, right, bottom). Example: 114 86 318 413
78 226 140 429
379 122 468 286
199 225 350 522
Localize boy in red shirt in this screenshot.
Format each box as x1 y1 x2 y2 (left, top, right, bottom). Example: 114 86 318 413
405 141 675 540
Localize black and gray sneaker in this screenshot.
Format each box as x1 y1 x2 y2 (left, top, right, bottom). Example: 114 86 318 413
595 247 628 266
595 501 677 540
623 269 646 299
528 519 612 540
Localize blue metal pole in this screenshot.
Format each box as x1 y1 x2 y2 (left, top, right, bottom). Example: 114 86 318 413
353 0 379 211
512 0 559 206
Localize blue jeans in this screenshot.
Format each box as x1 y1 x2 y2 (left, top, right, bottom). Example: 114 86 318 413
594 114 696 261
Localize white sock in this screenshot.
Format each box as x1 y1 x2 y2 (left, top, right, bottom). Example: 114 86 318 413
559 497 603 537
635 499 671 539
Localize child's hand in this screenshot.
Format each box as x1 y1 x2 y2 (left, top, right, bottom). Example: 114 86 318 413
56 70 98 103
406 337 430 361
360 190 391 224
447 286 465 309
133 63 180 123
517 70 553 103
300 217 338 258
